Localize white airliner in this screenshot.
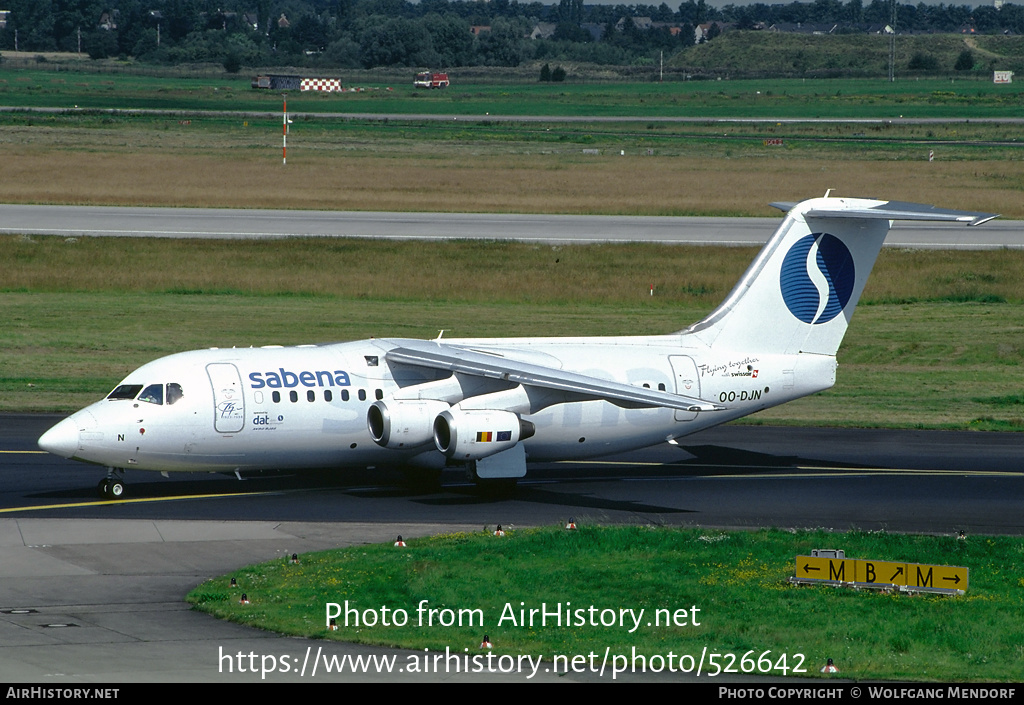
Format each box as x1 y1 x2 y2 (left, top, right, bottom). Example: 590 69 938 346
39 196 997 499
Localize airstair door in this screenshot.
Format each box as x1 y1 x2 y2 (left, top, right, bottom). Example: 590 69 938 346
207 363 245 433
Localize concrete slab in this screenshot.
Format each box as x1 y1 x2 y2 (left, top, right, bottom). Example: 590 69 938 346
10 519 297 546
0 519 27 546
0 546 95 578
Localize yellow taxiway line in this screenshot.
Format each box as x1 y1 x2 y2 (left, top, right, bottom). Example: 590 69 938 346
0 490 285 514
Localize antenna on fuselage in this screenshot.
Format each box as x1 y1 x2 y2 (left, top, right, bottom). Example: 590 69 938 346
436 330 445 340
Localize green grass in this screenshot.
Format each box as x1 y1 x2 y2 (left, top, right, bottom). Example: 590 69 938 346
186 525 1024 682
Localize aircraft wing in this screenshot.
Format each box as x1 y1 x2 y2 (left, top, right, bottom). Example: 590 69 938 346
383 339 724 413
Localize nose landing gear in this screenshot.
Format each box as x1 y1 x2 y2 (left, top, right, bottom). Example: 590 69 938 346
97 470 126 500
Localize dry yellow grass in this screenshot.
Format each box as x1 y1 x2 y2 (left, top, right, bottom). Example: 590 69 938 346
0 117 1021 215
3 147 1023 217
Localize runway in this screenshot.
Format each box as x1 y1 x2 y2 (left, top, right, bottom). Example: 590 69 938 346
2 204 1022 249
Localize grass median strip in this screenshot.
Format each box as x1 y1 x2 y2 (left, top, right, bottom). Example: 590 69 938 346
187 525 1024 682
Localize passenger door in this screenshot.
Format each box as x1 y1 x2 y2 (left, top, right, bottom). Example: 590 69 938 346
669 356 700 422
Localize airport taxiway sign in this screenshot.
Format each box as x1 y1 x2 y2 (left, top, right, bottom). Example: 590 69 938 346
795 556 968 591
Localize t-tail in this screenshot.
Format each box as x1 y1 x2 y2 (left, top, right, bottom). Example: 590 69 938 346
682 196 998 357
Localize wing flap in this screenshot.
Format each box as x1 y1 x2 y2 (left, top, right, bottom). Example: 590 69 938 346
384 340 724 413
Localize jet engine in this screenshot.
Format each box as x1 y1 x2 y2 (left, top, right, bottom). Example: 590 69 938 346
433 409 535 460
368 400 450 449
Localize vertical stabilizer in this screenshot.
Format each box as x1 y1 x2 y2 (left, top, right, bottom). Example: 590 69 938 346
683 197 997 357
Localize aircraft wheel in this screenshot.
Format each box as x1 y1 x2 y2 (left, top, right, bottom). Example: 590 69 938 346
107 480 126 499
98 477 126 499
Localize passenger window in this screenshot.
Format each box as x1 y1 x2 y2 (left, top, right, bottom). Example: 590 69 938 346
289 391 298 403
342 390 350 402
138 384 164 405
166 383 184 405
375 389 383 400
324 390 333 402
272 391 281 403
307 390 315 402
358 389 366 401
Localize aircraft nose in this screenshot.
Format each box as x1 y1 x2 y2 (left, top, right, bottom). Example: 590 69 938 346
38 416 83 458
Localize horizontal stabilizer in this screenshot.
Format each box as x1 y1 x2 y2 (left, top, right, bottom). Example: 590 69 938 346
773 199 999 226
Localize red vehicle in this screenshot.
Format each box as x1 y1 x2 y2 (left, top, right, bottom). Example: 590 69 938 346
414 71 449 89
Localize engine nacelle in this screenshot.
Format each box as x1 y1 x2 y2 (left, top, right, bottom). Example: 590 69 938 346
433 409 535 460
368 400 450 449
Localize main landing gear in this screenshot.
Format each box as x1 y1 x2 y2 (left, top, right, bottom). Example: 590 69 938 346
97 470 126 500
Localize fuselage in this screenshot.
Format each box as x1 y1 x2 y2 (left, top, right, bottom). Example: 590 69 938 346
38 334 834 475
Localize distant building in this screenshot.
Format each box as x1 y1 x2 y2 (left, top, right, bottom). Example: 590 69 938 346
651 22 684 36
530 22 556 40
696 22 726 43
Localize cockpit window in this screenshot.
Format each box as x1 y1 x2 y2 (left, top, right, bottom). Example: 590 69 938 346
107 384 143 401
138 384 164 405
166 383 184 405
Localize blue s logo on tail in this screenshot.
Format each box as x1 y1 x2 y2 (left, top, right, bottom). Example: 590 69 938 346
780 233 856 325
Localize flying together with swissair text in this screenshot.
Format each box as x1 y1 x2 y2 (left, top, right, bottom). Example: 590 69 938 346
39 196 998 498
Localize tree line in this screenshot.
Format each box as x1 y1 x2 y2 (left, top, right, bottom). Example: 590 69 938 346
1 0 1019 70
